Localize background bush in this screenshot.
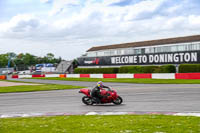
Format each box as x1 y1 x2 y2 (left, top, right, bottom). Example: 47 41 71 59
154 65 176 73
74 65 176 74
119 66 143 73
179 64 200 73
74 68 119 74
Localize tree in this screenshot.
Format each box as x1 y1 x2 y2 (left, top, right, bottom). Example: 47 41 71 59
0 52 62 69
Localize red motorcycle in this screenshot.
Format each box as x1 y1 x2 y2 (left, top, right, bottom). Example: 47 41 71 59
79 88 123 105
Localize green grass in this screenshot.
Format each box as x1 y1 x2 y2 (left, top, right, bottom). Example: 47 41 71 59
0 84 84 93
31 77 200 84
0 115 199 133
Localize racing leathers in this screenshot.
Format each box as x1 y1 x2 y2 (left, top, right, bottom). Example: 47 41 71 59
91 85 110 103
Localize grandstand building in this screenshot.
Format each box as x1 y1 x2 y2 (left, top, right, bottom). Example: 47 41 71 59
77 35 200 68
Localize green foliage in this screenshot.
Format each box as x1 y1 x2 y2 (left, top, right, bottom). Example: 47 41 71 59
154 65 176 73
0 52 62 69
75 65 176 74
1 115 200 133
142 66 159 73
179 64 200 73
74 68 119 74
0 54 9 67
119 66 141 73
119 65 175 73
0 84 84 93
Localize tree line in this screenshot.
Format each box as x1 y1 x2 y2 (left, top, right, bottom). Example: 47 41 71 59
0 52 62 70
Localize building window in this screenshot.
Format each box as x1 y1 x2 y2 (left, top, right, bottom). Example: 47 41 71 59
110 50 116 56
197 43 200 50
177 45 185 51
117 49 122 55
171 45 177 52
141 48 145 54
191 44 198 50
162 46 171 52
150 47 155 53
134 49 141 54
87 52 97 57
104 51 111 56
97 51 104 56
145 48 150 53
124 48 134 55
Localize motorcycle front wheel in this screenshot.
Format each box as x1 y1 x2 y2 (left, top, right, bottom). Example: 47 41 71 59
82 96 93 105
113 96 123 105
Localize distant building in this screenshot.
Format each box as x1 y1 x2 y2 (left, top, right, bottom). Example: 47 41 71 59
78 35 200 68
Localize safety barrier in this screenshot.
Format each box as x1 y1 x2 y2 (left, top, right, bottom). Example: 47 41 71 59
0 75 7 80
134 74 151 79
175 73 200 79
152 73 175 79
11 73 200 79
45 74 60 78
90 74 103 78
103 74 116 78
116 74 134 78
80 74 90 78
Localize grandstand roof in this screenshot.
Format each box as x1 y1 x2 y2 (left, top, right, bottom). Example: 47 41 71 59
87 35 200 52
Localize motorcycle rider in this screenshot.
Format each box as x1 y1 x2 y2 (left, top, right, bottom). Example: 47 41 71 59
91 81 110 103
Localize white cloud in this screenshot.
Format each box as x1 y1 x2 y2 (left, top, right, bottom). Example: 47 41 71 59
40 0 51 3
49 0 81 16
0 14 40 33
124 0 166 21
1 0 200 59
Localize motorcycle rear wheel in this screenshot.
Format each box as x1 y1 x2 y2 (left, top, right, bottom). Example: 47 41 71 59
82 96 93 105
113 96 123 105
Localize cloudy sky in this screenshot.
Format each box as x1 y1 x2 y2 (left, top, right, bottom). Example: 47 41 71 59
0 0 200 60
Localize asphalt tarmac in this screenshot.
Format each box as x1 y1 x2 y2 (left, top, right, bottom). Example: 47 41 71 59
0 78 200 115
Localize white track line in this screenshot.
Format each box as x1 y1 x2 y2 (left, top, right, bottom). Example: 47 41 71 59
1 112 200 118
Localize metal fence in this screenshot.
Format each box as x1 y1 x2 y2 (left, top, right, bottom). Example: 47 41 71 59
0 68 14 75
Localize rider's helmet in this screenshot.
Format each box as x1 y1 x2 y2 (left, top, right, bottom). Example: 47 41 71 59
97 81 103 88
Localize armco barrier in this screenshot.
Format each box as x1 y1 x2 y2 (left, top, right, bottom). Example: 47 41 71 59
19 75 32 78
134 74 152 79
117 74 134 78
175 73 200 79
0 75 7 80
80 74 90 78
32 75 45 78
66 74 80 78
90 74 103 78
11 73 200 79
12 75 19 78
59 74 66 78
152 73 175 79
103 74 116 78
45 74 60 78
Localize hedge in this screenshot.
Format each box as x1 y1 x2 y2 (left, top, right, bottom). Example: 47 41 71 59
179 64 200 73
74 68 119 74
74 65 176 74
154 65 176 73
119 66 159 73
118 65 175 73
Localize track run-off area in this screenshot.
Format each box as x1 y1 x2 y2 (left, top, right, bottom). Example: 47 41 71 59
0 78 200 117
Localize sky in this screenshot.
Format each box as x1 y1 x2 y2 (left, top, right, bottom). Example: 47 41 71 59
0 0 200 60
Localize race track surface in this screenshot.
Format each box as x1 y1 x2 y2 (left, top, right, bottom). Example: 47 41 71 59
0 78 200 115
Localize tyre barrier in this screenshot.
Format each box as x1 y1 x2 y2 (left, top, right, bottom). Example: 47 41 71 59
11 73 200 79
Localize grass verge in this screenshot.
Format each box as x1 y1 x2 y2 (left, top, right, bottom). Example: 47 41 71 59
32 77 200 84
0 115 199 133
0 84 84 93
